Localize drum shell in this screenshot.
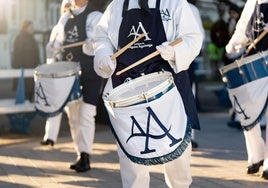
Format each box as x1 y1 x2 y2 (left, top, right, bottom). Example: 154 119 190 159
219 51 268 89
103 71 191 165
34 61 81 117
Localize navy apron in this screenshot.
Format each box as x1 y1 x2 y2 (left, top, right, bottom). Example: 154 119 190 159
63 4 102 105
112 0 200 130
246 2 268 55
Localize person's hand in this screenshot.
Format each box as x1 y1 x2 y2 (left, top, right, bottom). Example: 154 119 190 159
226 43 246 60
82 38 94 56
46 42 60 59
156 42 175 61
94 55 116 78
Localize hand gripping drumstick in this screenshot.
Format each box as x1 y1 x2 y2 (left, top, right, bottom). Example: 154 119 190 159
99 33 145 73
246 28 268 54
116 38 183 76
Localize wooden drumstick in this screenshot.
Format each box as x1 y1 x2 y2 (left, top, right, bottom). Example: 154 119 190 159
57 33 145 53
57 41 86 50
246 28 268 54
98 33 146 73
111 33 145 60
116 38 183 76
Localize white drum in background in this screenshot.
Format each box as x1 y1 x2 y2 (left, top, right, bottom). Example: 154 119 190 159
34 61 81 117
103 71 191 165
219 50 268 130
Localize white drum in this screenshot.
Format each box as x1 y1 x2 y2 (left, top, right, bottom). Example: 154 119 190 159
103 71 191 165
219 51 268 130
34 61 81 117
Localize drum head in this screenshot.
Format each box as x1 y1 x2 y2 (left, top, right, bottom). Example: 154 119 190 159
104 71 174 108
34 61 80 78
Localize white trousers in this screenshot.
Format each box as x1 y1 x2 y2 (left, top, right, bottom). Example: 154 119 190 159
43 113 62 142
117 144 192 188
243 109 268 171
43 99 96 155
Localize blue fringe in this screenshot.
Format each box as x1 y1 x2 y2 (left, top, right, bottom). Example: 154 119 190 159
109 116 192 166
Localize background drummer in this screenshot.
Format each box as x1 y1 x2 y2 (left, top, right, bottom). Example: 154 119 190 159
41 0 104 173
225 0 268 180
40 0 71 147
93 0 203 187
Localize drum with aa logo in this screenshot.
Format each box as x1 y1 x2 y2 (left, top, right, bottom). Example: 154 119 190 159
34 61 81 117
219 50 268 130
103 71 192 165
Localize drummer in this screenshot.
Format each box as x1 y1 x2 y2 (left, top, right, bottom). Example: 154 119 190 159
225 0 268 180
40 0 72 146
42 0 104 172
93 0 203 187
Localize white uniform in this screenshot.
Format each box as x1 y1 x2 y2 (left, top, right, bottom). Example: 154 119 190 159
226 0 268 173
94 0 203 187
43 5 102 157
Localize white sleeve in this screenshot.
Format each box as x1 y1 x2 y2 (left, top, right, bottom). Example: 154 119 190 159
83 11 103 56
168 0 204 73
46 15 67 63
94 1 119 58
225 0 256 54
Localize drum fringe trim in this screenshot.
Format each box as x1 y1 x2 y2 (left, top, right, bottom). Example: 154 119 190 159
242 98 268 131
35 75 81 117
109 116 192 166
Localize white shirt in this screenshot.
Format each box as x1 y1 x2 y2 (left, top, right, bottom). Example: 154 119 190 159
226 0 268 55
94 0 203 80
46 4 102 63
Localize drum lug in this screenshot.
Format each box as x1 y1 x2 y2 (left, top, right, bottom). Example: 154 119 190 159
222 76 227 83
141 92 149 103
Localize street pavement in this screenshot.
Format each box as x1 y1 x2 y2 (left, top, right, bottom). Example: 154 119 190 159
0 81 267 188
1 113 268 187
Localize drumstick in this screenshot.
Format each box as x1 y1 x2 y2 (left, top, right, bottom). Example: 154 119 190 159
57 33 145 53
98 34 146 73
111 33 145 60
246 28 268 54
116 38 183 76
57 41 86 50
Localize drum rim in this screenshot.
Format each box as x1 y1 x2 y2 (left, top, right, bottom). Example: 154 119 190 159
219 50 268 74
34 61 81 78
103 71 174 108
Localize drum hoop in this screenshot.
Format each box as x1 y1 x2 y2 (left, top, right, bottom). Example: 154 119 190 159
219 50 268 74
104 71 174 108
34 62 81 78
106 78 174 108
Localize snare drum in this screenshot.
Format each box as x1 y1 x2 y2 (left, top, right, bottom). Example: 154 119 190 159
219 50 268 89
103 71 191 165
34 61 81 117
219 51 268 129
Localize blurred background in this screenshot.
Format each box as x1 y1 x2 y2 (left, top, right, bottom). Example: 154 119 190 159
0 0 111 68
0 0 245 77
0 0 247 133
